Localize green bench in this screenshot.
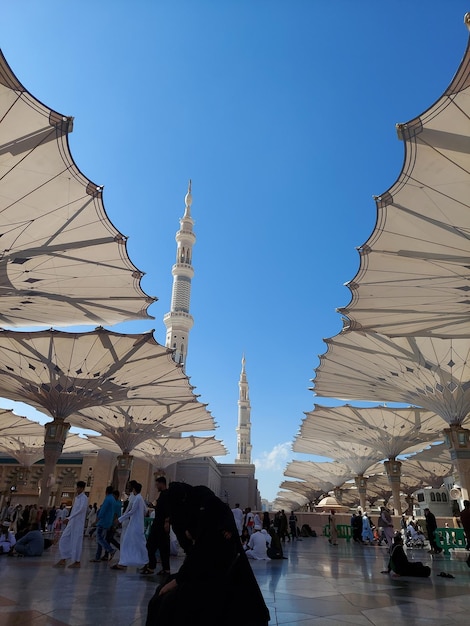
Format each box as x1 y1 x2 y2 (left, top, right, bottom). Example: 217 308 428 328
323 524 353 543
434 527 467 555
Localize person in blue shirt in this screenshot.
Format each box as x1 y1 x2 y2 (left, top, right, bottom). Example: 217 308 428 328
90 486 116 562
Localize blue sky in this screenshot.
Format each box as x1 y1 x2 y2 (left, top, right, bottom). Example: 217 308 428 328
0 1 468 502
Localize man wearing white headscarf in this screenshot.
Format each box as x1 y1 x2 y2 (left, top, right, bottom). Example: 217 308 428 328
245 525 269 560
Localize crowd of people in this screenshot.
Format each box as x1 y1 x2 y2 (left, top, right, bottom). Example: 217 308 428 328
4 485 470 622
0 501 53 556
230 504 301 561
346 507 438 551
1 481 271 625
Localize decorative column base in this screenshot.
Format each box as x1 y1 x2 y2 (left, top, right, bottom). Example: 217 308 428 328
384 459 402 515
444 426 470 500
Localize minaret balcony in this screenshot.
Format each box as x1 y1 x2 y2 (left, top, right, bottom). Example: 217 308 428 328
176 229 196 242
172 264 194 278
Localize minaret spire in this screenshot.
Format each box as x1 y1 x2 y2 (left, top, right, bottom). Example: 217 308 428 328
163 181 196 370
235 354 252 464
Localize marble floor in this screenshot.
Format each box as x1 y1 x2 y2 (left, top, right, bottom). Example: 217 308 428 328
1 534 469 625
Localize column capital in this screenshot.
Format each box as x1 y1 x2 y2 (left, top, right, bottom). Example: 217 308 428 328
384 459 402 481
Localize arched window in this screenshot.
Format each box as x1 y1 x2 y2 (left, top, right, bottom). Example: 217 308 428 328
442 493 448 502
436 493 441 502
430 492 436 502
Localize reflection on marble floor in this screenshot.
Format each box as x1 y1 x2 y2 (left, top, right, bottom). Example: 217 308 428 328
1 533 469 625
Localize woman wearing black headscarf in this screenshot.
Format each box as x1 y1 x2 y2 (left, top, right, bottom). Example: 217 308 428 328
146 482 270 626
386 533 430 577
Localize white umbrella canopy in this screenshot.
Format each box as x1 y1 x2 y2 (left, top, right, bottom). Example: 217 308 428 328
0 327 199 420
401 444 454 489
300 405 445 460
292 438 384 477
339 20 470 339
284 459 353 489
363 474 393 500
404 442 452 465
363 472 428 498
335 485 361 508
278 480 325 503
0 408 43 436
88 433 227 468
0 432 98 466
0 411 98 465
133 435 227 466
71 401 216 443
273 491 308 511
0 409 49 465
0 49 155 327
401 465 450 491
313 330 470 426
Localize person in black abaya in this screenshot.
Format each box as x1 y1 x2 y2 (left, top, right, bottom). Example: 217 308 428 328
386 533 430 578
146 482 270 626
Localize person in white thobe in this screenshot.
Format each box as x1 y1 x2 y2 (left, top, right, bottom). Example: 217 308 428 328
113 480 148 569
245 525 270 560
54 481 88 568
119 490 135 546
231 504 244 536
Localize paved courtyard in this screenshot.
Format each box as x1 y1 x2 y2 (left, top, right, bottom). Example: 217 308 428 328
1 534 470 625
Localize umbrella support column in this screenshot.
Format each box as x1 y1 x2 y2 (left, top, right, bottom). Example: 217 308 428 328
444 426 470 500
355 476 368 512
384 460 402 515
404 495 414 515
116 454 133 497
333 487 343 503
39 420 71 508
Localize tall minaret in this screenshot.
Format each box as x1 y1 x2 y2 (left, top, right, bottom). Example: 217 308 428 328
235 355 252 464
163 181 195 370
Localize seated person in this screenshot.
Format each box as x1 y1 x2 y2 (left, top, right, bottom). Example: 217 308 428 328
407 523 425 543
267 525 285 559
10 523 44 557
245 525 269 560
387 533 430 578
0 522 16 554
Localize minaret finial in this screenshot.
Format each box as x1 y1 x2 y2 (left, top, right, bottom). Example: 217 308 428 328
184 179 192 214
